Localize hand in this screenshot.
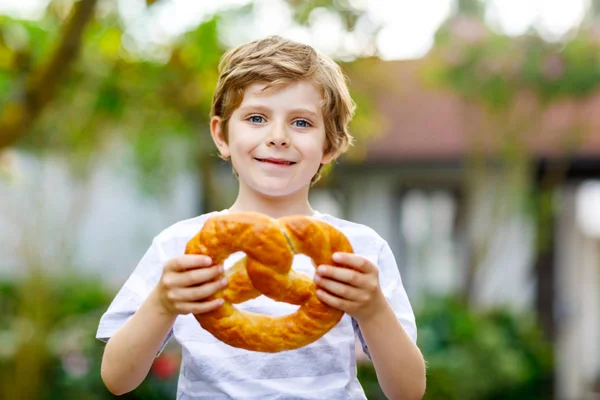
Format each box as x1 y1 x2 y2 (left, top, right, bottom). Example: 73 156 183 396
314 252 386 323
155 255 227 316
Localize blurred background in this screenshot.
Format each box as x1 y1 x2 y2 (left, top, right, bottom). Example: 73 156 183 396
1 0 599 399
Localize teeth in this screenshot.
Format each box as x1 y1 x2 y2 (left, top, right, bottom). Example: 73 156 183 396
257 158 294 165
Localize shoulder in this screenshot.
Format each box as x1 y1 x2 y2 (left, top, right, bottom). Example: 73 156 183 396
315 212 388 255
157 210 221 238
151 210 224 255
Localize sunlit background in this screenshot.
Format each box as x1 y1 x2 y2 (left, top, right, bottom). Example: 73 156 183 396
1 0 600 399
1 0 596 58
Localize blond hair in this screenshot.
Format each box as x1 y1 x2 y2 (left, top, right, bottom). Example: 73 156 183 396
210 35 356 183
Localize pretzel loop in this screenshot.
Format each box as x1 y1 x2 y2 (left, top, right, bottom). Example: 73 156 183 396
184 212 353 352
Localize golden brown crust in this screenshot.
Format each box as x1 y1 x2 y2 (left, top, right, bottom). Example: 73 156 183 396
184 211 354 352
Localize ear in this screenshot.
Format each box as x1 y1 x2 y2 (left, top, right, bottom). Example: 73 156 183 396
320 149 337 165
210 116 230 158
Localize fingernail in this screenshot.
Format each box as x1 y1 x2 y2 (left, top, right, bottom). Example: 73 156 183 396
332 253 342 262
218 265 224 273
220 278 228 286
318 266 327 274
206 257 213 264
314 274 320 282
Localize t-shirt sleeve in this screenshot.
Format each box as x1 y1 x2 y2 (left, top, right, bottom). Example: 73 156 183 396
96 236 172 355
354 240 417 359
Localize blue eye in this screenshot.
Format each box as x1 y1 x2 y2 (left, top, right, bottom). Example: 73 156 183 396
293 119 311 128
248 115 265 124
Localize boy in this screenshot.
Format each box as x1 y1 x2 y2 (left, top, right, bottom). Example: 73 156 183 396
96 35 426 399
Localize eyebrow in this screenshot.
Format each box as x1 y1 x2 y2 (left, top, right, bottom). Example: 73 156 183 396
238 105 321 120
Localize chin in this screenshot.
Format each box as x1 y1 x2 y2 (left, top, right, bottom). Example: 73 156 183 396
251 181 306 198
255 186 297 198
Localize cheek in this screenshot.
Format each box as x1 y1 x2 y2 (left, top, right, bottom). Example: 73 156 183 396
304 137 327 159
228 136 257 166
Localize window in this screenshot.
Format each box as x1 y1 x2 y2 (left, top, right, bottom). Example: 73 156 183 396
398 187 464 302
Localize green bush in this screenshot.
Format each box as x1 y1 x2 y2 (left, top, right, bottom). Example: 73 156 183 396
0 279 553 399
0 276 179 400
358 295 554 400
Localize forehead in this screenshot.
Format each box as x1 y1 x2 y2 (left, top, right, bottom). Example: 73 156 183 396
239 80 324 113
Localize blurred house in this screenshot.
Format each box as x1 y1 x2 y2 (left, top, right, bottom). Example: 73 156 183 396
1 58 599 400
326 58 600 400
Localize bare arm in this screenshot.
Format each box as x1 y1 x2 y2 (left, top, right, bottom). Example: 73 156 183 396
100 288 177 395
100 255 226 395
315 252 426 400
357 303 426 400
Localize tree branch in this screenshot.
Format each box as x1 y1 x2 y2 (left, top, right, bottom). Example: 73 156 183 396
0 0 99 150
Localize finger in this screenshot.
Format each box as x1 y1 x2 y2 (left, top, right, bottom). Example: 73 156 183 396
316 265 366 288
170 278 228 302
314 275 364 301
165 255 213 272
332 253 375 272
315 288 349 311
178 298 225 315
163 265 223 288
184 265 225 286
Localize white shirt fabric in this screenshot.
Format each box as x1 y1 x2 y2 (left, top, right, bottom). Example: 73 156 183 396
96 210 417 400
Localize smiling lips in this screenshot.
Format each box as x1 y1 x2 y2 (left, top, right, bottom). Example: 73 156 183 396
255 157 297 166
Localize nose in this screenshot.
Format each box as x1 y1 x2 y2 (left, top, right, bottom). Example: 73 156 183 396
266 123 290 148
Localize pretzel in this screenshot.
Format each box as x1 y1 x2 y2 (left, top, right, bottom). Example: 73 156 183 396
184 211 353 352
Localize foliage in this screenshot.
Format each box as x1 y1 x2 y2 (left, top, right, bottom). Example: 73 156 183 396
421 14 596 195
0 279 553 399
0 1 383 199
283 0 365 32
0 2 387 398
0 3 562 399
0 276 180 400
418 296 553 400
419 14 600 305
426 15 600 108
1 6 226 196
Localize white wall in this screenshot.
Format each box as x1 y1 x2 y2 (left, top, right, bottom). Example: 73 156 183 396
342 169 535 310
345 174 397 244
555 184 600 400
0 150 200 287
468 178 536 311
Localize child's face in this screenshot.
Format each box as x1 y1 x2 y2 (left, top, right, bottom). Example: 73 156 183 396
212 80 334 197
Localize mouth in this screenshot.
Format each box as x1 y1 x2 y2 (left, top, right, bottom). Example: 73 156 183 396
254 158 297 166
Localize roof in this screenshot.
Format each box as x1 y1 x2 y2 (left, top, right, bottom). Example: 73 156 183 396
346 58 600 164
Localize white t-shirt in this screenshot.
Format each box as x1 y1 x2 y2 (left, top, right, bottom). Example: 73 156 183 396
96 210 417 400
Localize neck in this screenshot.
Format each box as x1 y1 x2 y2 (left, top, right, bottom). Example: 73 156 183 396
227 183 315 218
